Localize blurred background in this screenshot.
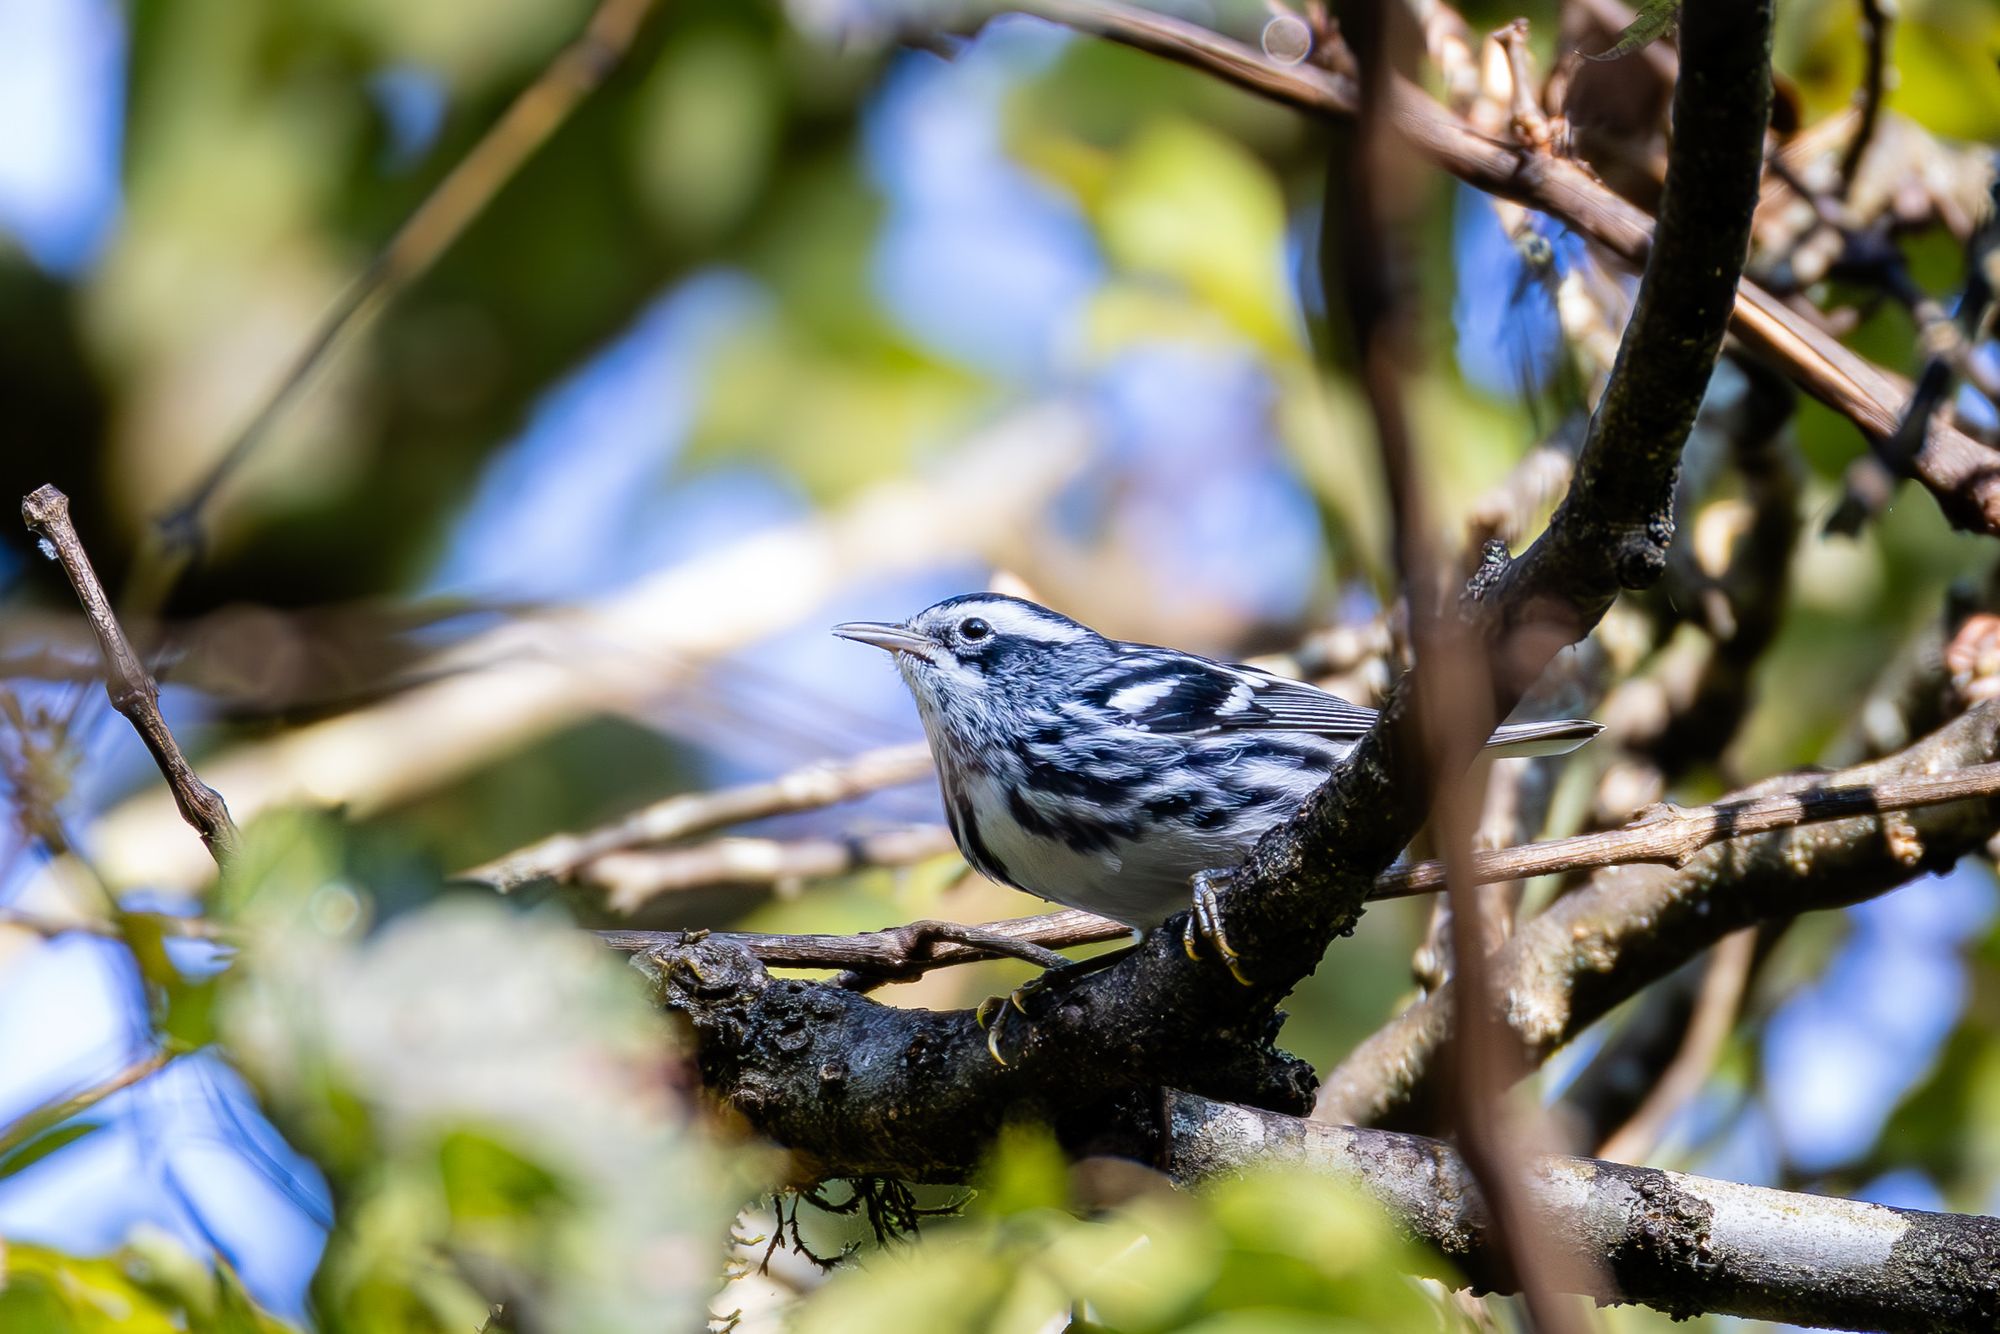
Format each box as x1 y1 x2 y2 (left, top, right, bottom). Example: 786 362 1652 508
1 0 1998 1329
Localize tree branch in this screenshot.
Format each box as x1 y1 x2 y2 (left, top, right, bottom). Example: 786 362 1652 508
1168 1093 2000 1333
459 742 935 893
1318 698 2000 1126
1837 0 1893 197
1001 0 2000 536
0 1052 175 1163
586 826 957 912
640 0 1764 1191
21 486 239 866
608 747 2000 970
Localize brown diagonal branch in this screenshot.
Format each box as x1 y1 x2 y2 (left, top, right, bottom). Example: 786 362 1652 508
1318 1 1592 1320
21 486 239 867
1002 0 2000 537
0 1051 176 1163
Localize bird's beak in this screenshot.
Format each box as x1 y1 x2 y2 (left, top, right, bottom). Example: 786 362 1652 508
832 621 939 663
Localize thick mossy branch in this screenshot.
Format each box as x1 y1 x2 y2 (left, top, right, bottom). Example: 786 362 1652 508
651 928 1317 1182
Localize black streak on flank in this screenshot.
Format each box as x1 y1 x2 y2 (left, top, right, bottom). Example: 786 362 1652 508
953 790 1014 889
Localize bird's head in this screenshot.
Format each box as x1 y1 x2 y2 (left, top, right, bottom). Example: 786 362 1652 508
833 594 1107 743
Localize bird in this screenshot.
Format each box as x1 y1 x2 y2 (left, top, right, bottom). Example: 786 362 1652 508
834 593 1598 1047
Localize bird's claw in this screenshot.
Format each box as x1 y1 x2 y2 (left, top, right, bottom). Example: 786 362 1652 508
972 940 1145 1065
1183 869 1252 987
974 983 1036 1066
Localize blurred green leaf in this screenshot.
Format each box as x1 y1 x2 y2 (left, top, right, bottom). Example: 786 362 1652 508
1095 118 1300 360
792 1165 1447 1333
0 1237 296 1333
971 1122 1071 1218
213 816 756 1333
631 24 780 242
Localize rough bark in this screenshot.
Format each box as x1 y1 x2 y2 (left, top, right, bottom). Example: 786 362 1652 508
1170 1094 2000 1333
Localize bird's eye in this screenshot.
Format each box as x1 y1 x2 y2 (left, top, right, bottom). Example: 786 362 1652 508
959 617 991 642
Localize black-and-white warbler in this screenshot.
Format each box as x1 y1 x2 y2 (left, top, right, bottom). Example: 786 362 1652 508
835 593 1598 986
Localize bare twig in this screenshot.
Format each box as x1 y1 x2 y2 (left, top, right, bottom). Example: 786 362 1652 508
1375 758 2000 898
603 756 2000 976
0 907 232 944
589 826 957 912
1837 0 1892 198
1321 0 1590 1318
461 743 935 892
0 1051 175 1162
1595 926 1757 1163
21 486 239 866
148 0 665 573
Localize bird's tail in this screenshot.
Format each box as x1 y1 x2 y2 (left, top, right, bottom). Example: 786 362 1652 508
1481 718 1603 759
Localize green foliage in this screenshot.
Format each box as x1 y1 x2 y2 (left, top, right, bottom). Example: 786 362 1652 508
0 1234 293 1334
785 1130 1448 1334
205 813 754 1334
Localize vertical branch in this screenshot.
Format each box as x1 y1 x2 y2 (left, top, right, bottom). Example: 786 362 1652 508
21 486 239 867
1837 0 1891 198
1486 0 1777 700
1320 4 1591 1327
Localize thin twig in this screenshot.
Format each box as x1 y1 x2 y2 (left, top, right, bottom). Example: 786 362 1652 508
0 1051 175 1162
1595 926 1757 1163
0 908 233 944
1837 0 1891 198
1377 760 2000 897
605 758 2000 978
460 742 935 892
21 486 239 866
589 826 958 913
147 0 664 576
1329 1 1593 1318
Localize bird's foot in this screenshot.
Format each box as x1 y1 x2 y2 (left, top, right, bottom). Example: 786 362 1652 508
1181 868 1253 986
972 942 1141 1065
973 984 1035 1066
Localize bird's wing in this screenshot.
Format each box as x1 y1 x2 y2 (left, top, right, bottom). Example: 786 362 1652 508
1081 654 1378 739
